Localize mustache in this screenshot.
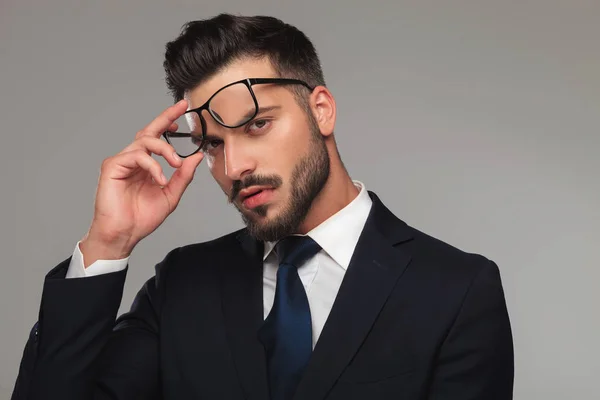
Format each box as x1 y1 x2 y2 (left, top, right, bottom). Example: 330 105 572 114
229 174 283 203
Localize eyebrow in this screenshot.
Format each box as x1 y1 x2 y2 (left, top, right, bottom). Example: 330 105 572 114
203 105 282 142
241 105 281 122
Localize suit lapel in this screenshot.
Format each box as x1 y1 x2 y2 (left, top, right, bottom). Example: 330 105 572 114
220 231 270 400
293 191 414 400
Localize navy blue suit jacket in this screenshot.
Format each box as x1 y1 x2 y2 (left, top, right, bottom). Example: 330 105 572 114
12 191 513 399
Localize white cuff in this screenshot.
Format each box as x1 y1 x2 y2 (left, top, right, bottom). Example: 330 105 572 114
65 240 129 279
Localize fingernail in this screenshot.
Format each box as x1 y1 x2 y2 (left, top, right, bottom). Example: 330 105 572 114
173 152 181 162
161 173 167 184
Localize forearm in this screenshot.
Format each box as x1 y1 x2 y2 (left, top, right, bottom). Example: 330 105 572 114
13 258 128 399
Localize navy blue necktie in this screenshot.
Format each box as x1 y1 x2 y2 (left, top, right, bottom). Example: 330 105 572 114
258 235 322 400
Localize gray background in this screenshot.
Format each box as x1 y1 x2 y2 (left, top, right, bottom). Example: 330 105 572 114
1 0 598 398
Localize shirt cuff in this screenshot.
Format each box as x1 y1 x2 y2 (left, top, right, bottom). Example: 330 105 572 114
65 240 129 279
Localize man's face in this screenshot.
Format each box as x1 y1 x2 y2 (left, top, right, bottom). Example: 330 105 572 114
185 57 330 241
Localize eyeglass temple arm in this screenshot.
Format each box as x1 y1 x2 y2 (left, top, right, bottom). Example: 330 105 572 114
249 78 315 91
164 131 194 137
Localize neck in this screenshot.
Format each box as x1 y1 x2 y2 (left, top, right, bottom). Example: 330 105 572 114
296 154 359 234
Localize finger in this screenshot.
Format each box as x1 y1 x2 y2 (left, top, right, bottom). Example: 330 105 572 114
121 136 182 169
136 99 188 139
162 152 204 208
108 150 167 186
168 122 178 132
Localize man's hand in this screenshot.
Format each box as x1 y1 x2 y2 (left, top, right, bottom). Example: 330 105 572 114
80 99 204 267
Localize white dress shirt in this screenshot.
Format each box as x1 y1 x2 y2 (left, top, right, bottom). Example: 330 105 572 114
66 180 373 348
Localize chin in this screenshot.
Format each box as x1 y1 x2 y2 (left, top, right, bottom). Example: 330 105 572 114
240 204 289 241
244 202 276 221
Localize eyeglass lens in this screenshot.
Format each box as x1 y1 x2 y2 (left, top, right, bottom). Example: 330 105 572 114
168 82 257 157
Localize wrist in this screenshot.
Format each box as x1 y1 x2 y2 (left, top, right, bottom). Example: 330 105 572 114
79 233 133 268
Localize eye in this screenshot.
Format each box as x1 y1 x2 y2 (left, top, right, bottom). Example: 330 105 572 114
191 135 203 146
201 138 223 152
246 118 271 133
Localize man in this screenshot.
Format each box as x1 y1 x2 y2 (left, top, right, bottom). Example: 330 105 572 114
12 13 513 400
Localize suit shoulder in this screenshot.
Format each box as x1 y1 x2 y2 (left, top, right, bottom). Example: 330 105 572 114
371 192 496 277
176 228 245 257
404 223 499 281
152 228 246 279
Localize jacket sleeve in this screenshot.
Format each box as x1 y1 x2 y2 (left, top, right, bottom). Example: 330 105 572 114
427 260 514 400
11 248 178 400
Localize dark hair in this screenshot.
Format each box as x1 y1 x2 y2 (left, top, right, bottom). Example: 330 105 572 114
163 13 326 106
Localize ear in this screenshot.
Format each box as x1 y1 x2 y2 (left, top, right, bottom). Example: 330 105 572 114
309 86 336 137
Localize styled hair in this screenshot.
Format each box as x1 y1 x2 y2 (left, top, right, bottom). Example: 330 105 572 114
163 13 326 104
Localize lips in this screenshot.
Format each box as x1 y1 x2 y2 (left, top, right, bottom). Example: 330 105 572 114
240 187 275 209
239 186 270 201
240 187 261 199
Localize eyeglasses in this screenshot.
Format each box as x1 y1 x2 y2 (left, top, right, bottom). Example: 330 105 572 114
162 78 314 158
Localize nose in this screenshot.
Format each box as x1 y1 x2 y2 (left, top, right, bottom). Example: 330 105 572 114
223 138 256 181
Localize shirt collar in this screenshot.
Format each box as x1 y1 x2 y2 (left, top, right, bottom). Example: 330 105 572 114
262 180 373 270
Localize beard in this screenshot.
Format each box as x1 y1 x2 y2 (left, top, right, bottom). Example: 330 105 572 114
231 120 330 242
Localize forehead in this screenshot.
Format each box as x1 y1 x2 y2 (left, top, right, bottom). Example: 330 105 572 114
185 57 278 109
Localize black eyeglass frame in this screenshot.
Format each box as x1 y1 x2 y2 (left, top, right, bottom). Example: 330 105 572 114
163 77 315 158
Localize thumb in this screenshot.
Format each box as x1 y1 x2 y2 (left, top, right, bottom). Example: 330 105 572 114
162 152 204 208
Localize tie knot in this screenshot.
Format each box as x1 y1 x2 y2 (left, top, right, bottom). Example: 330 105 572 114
276 235 321 268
